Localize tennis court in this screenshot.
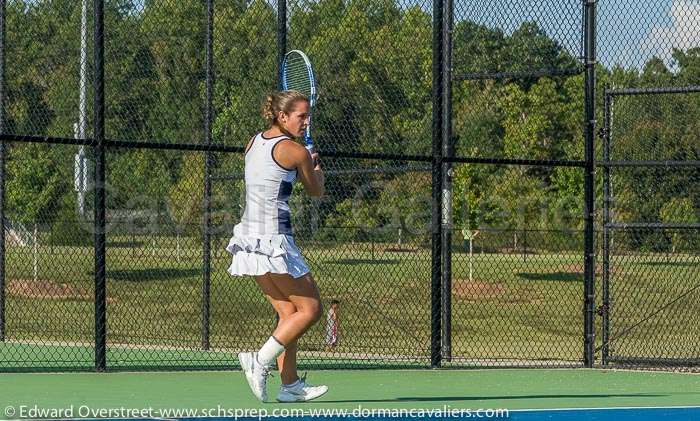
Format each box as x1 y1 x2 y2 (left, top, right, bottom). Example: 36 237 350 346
2 369 699 420
3 0 700 419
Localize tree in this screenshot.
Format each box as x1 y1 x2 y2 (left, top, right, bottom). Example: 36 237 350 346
500 78 578 162
109 149 171 236
7 143 69 281
213 0 276 145
673 47 700 85
168 153 205 261
488 167 549 230
8 144 66 227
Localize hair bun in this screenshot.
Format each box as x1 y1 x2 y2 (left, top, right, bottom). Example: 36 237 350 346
261 90 310 125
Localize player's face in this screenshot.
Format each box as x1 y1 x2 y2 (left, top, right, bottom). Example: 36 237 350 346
279 100 310 138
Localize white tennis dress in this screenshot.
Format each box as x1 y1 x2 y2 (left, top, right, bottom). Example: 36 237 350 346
226 132 311 279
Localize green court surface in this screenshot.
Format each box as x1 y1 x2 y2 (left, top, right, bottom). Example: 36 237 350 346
1 369 699 417
0 342 425 371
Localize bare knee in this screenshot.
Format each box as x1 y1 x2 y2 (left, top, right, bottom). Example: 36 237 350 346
293 300 321 325
306 300 323 324
277 306 297 321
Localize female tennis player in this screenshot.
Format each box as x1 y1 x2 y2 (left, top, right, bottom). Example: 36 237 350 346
227 90 327 403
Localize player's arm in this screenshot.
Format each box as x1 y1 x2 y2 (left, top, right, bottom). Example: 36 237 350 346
274 140 324 197
298 150 324 197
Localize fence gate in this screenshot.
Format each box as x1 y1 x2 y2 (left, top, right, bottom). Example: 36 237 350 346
600 86 700 369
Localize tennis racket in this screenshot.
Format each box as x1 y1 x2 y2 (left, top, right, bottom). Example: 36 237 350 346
281 50 317 153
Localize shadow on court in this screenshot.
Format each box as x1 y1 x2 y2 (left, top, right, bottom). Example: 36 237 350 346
517 272 582 282
639 261 699 268
108 268 201 282
106 241 144 248
316 393 667 404
323 258 401 265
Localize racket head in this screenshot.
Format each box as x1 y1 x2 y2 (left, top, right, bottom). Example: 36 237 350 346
281 50 317 107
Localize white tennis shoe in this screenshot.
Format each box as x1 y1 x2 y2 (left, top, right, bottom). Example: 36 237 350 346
277 375 328 402
238 352 271 402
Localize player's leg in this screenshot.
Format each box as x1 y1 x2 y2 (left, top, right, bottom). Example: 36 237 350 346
239 272 326 402
266 272 327 402
238 273 298 401
266 271 323 344
255 275 300 385
277 339 298 385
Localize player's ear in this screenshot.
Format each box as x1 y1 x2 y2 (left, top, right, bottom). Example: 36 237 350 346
277 110 287 123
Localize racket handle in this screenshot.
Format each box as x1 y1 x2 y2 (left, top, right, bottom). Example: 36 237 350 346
304 130 315 154
304 133 320 167
306 144 319 168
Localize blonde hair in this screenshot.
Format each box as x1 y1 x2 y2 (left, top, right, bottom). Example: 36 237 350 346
262 90 309 125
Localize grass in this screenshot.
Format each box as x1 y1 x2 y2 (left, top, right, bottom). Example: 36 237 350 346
1 235 698 370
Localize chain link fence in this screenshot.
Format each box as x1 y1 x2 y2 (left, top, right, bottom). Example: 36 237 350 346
599 86 700 371
0 0 697 372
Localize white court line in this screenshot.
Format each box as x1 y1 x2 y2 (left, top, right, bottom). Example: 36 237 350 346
509 405 700 412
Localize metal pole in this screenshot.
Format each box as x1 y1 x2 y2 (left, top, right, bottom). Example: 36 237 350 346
583 0 597 368
93 0 107 372
601 90 611 365
0 0 6 343
277 0 287 89
202 0 214 351
77 0 88 216
430 0 444 369
272 0 285 341
440 0 453 363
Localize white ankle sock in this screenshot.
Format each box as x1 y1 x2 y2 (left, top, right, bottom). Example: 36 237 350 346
257 336 285 367
283 379 301 388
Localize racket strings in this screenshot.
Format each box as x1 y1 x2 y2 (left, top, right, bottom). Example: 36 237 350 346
283 53 314 99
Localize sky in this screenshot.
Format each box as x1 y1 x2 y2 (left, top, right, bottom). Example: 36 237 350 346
454 0 700 69
598 0 700 68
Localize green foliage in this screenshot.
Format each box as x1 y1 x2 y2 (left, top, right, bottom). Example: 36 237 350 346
500 78 577 161
168 153 205 236
109 149 172 211
8 144 68 225
213 0 276 144
6 0 699 247
49 197 92 247
321 169 430 242
138 0 206 143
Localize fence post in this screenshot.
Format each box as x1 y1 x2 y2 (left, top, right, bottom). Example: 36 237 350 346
277 0 287 89
440 0 453 363
0 0 6 343
431 0 444 369
583 0 597 368
202 0 214 351
93 0 107 372
601 89 611 365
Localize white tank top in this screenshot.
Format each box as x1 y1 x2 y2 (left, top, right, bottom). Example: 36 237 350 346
236 132 297 236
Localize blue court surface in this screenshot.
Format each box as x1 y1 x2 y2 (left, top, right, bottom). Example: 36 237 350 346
58 407 700 421
509 406 699 420
71 406 699 420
